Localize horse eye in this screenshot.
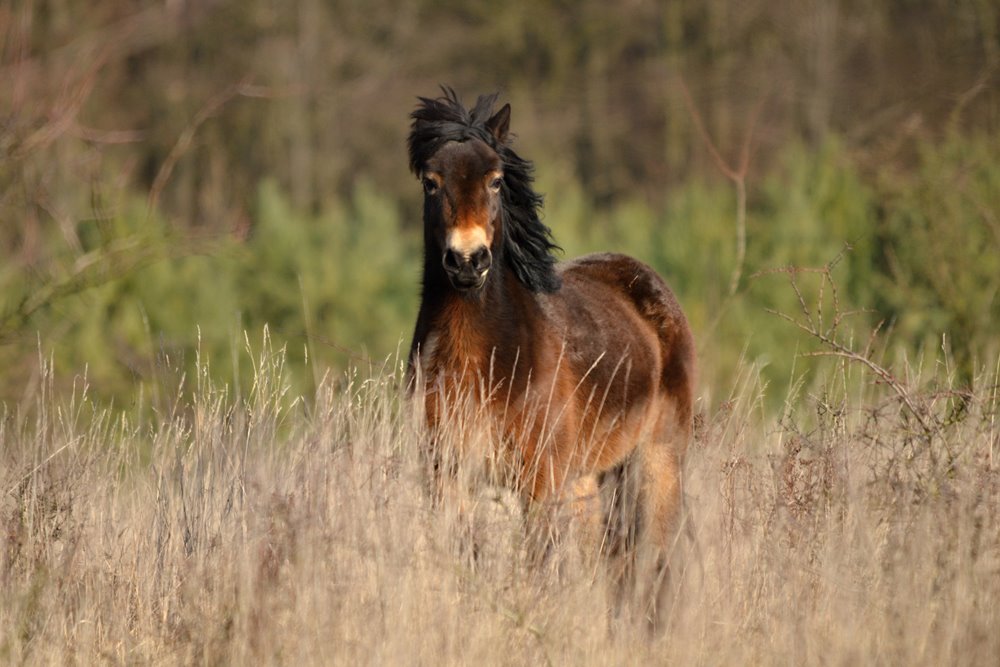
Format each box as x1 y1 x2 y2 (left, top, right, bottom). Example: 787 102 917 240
422 177 438 194
489 177 503 192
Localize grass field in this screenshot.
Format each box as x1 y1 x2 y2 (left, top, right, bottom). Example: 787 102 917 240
2 336 998 665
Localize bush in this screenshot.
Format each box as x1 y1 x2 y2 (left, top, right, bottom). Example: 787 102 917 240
1 135 997 411
0 181 419 406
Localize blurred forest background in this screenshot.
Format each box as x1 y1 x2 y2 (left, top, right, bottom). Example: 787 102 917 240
1 0 997 409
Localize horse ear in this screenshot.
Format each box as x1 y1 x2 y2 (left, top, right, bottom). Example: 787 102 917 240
486 103 511 143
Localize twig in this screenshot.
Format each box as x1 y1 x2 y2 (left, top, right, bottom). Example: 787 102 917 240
761 253 935 439
677 75 767 296
0 234 172 342
11 48 109 160
4 437 81 498
146 79 304 218
146 79 249 217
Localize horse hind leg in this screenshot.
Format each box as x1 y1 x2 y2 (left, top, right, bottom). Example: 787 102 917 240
636 438 684 634
600 443 683 634
598 456 643 625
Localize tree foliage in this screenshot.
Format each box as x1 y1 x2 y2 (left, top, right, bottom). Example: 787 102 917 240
0 0 997 405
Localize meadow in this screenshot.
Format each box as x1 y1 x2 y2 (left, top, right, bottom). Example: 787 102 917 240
3 80 999 667
2 2 997 663
2 330 998 664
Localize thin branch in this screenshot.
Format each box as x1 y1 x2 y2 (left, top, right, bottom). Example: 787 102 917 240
677 75 768 297
147 79 248 217
146 79 301 218
11 49 109 160
763 253 935 439
676 77 739 181
802 348 931 437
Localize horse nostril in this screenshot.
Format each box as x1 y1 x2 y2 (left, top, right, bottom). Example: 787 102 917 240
442 248 461 273
471 247 492 273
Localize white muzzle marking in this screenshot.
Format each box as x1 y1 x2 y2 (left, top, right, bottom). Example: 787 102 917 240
446 226 489 258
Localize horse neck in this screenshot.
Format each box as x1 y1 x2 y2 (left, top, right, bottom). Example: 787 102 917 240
416 259 530 383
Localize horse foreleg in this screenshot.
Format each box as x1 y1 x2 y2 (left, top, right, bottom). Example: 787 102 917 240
421 432 485 569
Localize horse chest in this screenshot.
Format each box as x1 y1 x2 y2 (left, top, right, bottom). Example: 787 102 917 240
416 329 491 424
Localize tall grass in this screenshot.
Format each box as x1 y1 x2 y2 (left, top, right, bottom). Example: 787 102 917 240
2 334 998 664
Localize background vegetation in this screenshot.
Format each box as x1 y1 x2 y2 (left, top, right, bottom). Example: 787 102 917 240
1 0 997 408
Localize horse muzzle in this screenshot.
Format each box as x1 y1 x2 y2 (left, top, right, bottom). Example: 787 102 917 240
443 246 492 291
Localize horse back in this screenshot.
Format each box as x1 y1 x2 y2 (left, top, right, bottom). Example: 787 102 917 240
549 252 695 451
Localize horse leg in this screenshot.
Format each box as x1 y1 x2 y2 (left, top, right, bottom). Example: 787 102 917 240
636 439 683 634
512 405 578 571
517 460 563 579
598 455 643 625
420 442 478 569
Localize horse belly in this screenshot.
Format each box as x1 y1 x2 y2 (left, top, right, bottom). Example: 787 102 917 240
558 309 665 476
575 396 663 474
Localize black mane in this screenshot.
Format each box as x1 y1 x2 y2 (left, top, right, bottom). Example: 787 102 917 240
408 87 561 293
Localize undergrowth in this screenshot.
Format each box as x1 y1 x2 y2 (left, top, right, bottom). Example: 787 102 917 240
1 330 998 665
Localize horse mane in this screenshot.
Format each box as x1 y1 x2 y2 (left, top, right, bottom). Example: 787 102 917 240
408 87 561 293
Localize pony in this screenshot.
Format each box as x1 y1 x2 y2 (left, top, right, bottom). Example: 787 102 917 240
406 87 696 629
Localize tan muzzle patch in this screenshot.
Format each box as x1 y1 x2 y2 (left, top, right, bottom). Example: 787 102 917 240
446 225 489 258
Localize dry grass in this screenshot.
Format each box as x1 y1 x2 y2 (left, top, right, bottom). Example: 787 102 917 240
2 338 999 665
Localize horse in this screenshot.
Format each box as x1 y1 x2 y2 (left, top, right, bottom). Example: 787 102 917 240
406 88 696 630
